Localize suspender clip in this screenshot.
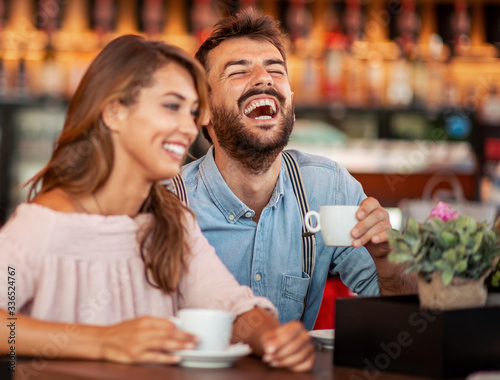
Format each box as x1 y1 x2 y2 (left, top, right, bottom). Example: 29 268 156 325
302 231 316 237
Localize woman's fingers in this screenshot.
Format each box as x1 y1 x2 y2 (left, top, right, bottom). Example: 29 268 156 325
101 316 197 364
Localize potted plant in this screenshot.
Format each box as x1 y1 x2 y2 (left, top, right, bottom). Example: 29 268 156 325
388 201 500 310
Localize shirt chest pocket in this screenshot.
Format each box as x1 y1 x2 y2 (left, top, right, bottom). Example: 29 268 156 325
278 273 310 323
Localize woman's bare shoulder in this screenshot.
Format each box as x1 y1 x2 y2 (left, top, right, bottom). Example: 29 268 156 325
31 188 80 213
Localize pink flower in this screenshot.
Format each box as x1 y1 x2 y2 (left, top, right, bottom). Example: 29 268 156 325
429 201 458 222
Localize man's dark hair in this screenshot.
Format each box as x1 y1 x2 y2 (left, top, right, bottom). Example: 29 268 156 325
195 8 287 74
194 9 287 143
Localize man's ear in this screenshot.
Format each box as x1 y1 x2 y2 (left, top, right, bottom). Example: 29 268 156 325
205 114 217 142
200 106 212 127
102 99 128 132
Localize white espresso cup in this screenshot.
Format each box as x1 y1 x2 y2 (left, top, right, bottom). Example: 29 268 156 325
176 309 234 351
304 205 359 246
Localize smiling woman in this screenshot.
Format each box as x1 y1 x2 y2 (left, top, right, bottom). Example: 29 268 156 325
0 35 315 372
106 63 201 185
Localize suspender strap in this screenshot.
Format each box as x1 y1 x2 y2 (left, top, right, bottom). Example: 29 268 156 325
282 151 317 283
170 174 189 208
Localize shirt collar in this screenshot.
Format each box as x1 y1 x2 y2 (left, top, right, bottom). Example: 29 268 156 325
199 146 286 223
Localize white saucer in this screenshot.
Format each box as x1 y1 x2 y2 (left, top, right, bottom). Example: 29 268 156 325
309 329 335 350
175 343 252 368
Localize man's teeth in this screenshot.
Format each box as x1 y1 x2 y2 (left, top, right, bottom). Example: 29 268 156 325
255 116 273 120
163 143 185 155
244 99 277 115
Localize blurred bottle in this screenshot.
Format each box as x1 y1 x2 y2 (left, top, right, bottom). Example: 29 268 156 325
367 51 385 108
412 55 428 109
451 0 471 55
41 43 64 99
426 34 445 112
396 0 421 59
302 52 320 103
141 0 163 36
93 0 116 44
286 0 312 52
323 32 345 105
343 0 364 49
37 0 64 99
386 52 413 108
323 3 345 106
190 0 218 44
345 54 365 108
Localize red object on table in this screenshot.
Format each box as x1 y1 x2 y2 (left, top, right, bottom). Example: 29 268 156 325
313 277 353 329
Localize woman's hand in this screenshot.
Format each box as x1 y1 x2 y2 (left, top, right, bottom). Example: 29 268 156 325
260 321 316 372
101 316 198 364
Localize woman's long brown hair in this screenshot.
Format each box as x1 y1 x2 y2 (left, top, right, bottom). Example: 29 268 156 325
26 35 209 293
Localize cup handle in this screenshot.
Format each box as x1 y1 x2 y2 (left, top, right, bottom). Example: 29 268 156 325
304 211 321 233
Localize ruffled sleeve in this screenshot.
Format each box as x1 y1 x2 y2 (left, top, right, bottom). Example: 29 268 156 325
177 212 277 318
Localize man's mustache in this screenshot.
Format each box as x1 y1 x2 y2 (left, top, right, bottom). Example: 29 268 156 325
237 88 286 109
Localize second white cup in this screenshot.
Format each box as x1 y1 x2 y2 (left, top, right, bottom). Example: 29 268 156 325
304 205 359 246
177 309 234 351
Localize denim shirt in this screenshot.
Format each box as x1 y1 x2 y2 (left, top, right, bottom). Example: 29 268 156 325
181 147 380 330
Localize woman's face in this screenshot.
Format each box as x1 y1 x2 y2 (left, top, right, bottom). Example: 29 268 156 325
111 62 200 183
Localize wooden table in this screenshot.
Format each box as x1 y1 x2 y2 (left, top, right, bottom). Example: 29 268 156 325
13 349 440 380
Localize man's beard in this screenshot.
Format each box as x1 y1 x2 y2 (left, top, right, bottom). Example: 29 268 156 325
210 90 294 174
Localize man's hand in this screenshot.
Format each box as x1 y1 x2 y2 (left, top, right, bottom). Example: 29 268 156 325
351 197 417 295
351 197 391 256
261 321 316 372
232 308 315 372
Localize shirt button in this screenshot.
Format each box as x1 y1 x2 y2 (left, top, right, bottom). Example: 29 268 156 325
229 214 235 221
245 212 252 218
255 273 261 281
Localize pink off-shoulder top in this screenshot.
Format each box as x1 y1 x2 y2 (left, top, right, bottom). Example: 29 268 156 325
0 203 276 325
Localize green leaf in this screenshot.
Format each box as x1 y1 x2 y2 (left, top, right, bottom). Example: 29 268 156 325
443 249 457 264
463 216 477 233
434 259 446 270
454 260 467 273
441 267 454 286
439 231 458 248
472 232 484 253
406 218 419 236
429 247 443 262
